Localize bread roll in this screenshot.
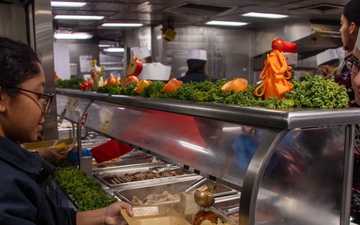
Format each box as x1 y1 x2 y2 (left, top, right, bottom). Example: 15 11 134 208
193 209 218 225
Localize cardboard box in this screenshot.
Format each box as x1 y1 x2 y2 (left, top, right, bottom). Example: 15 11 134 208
121 205 191 225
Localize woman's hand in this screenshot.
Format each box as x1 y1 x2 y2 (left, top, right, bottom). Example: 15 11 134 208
76 201 133 225
39 147 68 166
104 201 133 225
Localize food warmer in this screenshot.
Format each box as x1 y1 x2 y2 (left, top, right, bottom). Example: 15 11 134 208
56 88 360 225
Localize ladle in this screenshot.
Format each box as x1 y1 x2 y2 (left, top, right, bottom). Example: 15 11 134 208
194 182 218 208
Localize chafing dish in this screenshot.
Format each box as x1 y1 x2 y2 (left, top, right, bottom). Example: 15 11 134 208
93 163 196 188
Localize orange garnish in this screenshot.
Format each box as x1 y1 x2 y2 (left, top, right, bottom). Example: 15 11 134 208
162 78 183 93
134 79 151 95
254 49 293 100
221 78 248 93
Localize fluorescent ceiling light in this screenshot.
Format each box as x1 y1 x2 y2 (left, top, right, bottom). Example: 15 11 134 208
102 23 143 27
98 44 112 48
51 1 86 7
54 32 93 40
242 12 288 19
54 15 104 20
103 48 125 52
205 21 248 26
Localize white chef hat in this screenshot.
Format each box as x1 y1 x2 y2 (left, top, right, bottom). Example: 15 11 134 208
316 49 339 66
131 46 150 59
187 49 207 61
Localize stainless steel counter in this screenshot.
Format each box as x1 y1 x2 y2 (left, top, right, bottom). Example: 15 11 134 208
56 88 360 225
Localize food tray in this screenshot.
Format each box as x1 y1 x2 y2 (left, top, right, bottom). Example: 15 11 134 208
21 138 76 152
121 205 191 225
115 177 237 206
93 163 196 188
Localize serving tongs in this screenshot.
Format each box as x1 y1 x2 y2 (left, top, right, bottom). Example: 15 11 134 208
183 177 208 193
149 164 178 173
223 205 239 216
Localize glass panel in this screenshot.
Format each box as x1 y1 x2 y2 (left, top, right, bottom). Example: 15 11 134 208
56 95 91 123
85 101 271 188
255 126 345 225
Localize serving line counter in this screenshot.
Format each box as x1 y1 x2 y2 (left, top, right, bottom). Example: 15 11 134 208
56 88 360 225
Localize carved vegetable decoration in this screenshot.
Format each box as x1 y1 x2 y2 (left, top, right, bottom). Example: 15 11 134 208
254 38 293 100
79 78 93 91
221 78 248 93
104 76 120 86
124 75 139 87
54 71 61 81
90 59 105 90
134 79 151 95
162 78 183 93
127 56 143 77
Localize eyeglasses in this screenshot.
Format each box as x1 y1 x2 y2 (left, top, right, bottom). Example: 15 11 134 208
345 54 360 74
3 86 54 114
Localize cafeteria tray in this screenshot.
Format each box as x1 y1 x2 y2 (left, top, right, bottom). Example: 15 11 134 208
121 204 191 225
21 138 76 152
93 163 196 188
115 177 238 206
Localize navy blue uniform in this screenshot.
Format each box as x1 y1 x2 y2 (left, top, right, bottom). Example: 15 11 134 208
0 136 77 225
177 71 216 83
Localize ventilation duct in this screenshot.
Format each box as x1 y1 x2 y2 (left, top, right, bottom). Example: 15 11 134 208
163 3 236 18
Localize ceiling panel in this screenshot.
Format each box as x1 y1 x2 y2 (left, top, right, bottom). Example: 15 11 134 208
51 0 350 41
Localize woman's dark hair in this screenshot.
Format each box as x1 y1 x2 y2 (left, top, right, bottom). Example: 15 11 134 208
0 37 41 90
343 0 360 26
186 59 206 73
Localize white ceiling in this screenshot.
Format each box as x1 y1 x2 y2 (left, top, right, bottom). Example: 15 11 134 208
51 0 349 41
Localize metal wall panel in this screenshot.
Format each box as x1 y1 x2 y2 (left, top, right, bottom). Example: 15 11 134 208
0 0 58 139
0 4 27 40
34 0 58 139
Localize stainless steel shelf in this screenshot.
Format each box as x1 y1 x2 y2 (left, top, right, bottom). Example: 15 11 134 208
56 88 360 129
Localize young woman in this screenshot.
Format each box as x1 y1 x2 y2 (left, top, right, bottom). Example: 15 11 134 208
0 36 133 224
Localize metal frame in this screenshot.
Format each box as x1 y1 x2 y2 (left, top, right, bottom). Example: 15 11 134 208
239 129 289 224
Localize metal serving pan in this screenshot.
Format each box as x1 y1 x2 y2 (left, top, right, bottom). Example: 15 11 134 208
93 163 196 188
92 157 156 170
115 177 238 206
92 153 158 171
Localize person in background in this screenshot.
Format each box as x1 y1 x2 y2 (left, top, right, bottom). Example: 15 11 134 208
316 49 340 80
0 36 133 225
334 47 350 75
177 49 216 83
344 30 360 224
334 49 356 106
130 46 153 63
334 0 360 107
